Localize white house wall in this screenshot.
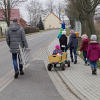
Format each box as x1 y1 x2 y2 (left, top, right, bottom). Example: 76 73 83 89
0 21 13 34
44 13 61 30
0 21 8 34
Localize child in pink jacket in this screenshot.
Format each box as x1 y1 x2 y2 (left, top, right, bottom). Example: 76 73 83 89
80 34 90 65
53 44 63 55
87 35 100 75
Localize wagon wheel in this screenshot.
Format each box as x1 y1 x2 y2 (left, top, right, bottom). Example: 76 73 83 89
62 63 65 71
68 60 70 67
48 64 52 71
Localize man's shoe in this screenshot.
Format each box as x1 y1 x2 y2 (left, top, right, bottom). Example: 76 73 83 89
20 72 24 75
14 71 19 79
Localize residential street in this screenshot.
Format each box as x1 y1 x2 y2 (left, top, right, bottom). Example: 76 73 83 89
0 29 79 100
0 29 59 79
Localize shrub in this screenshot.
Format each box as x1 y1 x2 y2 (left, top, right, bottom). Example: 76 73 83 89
37 17 44 30
24 27 39 34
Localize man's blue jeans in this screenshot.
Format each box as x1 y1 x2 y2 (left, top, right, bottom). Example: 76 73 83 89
12 53 23 72
70 47 77 61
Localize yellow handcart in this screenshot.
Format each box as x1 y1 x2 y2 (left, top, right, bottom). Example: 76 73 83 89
48 52 70 71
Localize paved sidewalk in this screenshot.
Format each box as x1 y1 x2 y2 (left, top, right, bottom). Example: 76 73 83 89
0 60 64 100
47 38 100 100
33 46 79 100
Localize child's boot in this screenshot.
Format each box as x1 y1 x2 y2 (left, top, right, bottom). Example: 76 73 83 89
74 59 77 64
84 62 87 65
94 68 97 75
91 67 95 75
87 62 90 66
71 59 73 62
71 56 73 62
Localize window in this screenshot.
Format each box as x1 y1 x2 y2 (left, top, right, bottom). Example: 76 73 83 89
49 25 51 27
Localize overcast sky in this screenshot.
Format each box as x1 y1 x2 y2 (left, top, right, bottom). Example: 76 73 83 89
15 0 68 22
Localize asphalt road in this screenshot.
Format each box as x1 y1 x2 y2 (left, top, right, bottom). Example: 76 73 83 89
0 60 64 100
0 29 59 79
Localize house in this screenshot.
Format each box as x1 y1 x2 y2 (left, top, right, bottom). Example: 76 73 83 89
19 18 28 28
0 9 27 34
43 12 61 30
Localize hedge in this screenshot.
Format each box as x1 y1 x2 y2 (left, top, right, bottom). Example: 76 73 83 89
24 27 39 34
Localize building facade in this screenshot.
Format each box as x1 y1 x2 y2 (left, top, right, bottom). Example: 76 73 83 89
43 13 61 30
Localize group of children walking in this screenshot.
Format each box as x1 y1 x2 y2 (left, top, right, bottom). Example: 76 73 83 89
80 34 100 75
53 28 100 75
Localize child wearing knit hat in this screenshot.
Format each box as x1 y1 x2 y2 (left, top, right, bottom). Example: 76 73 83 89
70 30 75 35
87 35 100 75
67 30 78 64
80 34 90 65
52 44 63 55
59 30 67 52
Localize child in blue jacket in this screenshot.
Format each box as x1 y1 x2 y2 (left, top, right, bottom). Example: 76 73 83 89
67 30 78 64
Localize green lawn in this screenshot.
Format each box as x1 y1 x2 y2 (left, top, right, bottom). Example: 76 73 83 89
25 30 47 36
0 34 6 38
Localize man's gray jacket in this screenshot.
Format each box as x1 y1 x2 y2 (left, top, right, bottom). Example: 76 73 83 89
6 23 28 53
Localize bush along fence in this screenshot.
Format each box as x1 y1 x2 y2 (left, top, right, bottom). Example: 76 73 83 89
24 27 39 34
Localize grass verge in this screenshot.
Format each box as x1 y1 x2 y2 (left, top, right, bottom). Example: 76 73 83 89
66 29 72 36
25 30 49 36
0 34 6 38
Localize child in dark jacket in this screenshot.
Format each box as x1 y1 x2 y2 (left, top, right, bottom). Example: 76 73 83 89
53 44 63 55
80 34 90 65
59 30 67 52
87 35 100 75
67 30 78 64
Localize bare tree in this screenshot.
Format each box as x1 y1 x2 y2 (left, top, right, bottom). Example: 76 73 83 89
45 0 56 13
26 0 44 27
65 0 100 38
0 0 27 27
57 2 65 20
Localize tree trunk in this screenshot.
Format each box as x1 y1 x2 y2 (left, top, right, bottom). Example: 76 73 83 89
7 20 10 27
81 20 86 35
85 20 91 39
87 18 96 35
85 17 96 39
